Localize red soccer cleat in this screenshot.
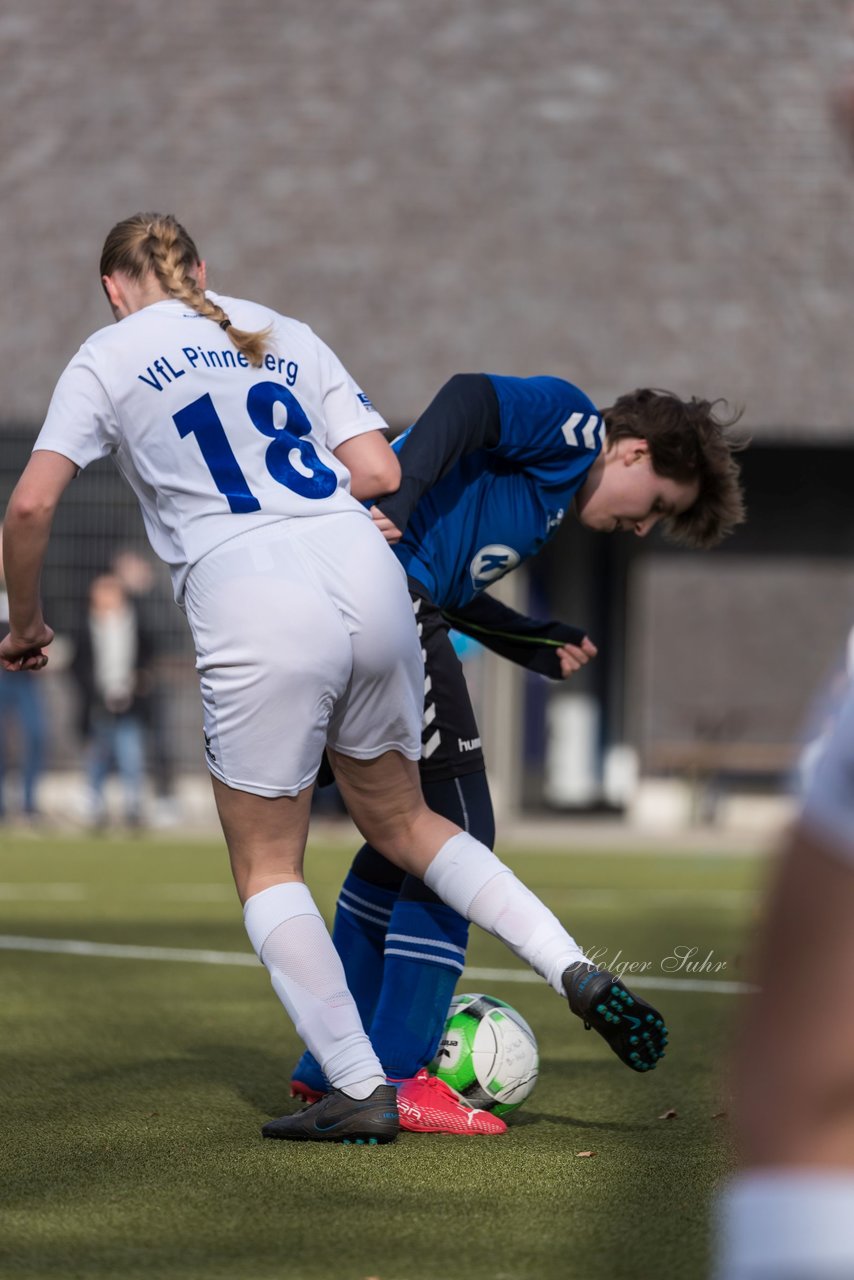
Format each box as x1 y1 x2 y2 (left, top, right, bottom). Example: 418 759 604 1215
395 1069 507 1135
290 1078 326 1104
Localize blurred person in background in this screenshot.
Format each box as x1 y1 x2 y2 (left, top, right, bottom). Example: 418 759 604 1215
712 668 854 1280
0 522 47 826
112 547 181 826
70 572 152 831
712 33 854 1280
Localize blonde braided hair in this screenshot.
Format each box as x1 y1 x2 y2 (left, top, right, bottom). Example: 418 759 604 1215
100 213 270 367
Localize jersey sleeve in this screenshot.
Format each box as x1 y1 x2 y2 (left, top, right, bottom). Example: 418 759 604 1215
443 592 588 678
800 677 854 863
377 374 501 534
33 347 119 470
487 375 604 471
313 334 390 450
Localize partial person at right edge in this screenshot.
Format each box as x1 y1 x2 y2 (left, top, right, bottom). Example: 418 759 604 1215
713 27 854 1278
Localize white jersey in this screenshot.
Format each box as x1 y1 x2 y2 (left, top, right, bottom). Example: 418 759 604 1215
801 674 854 862
34 292 387 599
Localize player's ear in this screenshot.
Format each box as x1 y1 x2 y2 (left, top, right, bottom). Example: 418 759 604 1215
102 274 126 319
623 438 650 465
195 260 207 290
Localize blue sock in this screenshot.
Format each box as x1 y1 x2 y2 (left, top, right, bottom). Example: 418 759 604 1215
369 898 470 1080
290 870 397 1092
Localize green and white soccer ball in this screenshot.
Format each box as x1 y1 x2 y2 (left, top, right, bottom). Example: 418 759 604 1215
428 993 539 1117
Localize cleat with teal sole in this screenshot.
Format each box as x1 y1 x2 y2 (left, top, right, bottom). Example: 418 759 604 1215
563 962 669 1072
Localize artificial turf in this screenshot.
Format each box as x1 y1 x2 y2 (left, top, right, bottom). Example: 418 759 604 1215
0 830 767 1280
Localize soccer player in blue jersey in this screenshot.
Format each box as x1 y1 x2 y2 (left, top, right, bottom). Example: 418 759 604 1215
291 372 746 1133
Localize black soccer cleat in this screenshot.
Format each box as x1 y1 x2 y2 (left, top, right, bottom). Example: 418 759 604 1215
563 962 668 1072
261 1083 400 1144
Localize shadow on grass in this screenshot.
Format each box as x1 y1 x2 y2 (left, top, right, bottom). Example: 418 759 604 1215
511 1108 650 1132
60 1041 293 1115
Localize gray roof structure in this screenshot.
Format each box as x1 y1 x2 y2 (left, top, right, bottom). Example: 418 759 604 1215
3 0 854 439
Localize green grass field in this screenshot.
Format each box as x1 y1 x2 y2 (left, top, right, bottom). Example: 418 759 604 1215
0 830 769 1280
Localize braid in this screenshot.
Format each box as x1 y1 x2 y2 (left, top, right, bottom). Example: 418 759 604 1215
100 213 271 367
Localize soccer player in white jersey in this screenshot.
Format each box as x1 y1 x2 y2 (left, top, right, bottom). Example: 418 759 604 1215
713 675 854 1279
0 212 671 1144
714 38 854 1275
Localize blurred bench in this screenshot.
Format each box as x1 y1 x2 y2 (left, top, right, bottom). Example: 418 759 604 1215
645 741 799 823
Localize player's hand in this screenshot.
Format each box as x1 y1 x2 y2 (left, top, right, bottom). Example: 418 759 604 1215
369 505 403 544
0 623 54 672
555 635 598 679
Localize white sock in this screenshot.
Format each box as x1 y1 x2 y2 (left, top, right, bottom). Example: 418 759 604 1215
422 832 587 994
714 1171 854 1279
243 882 385 1099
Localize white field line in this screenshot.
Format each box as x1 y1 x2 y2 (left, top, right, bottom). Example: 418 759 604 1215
0 883 758 907
0 882 235 902
0 934 758 994
0 883 89 901
466 967 758 995
0 935 257 967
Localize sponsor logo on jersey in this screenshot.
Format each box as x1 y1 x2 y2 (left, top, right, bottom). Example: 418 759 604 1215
469 545 521 589
357 391 374 411
547 507 565 532
458 736 482 754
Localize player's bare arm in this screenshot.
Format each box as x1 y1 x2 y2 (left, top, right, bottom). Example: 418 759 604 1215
0 449 77 670
333 429 401 502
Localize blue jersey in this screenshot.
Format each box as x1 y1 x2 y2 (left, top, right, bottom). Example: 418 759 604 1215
392 375 603 609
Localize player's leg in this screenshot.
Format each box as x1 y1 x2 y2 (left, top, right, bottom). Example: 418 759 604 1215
290 771 492 1107
18 677 46 818
86 712 112 828
328 743 570 958
212 778 386 1085
290 839 405 1101
331 748 667 1072
714 822 854 1278
212 776 397 1143
369 597 489 1081
113 713 146 827
372 772 508 1136
183 522 401 1142
292 596 487 1099
370 772 491 1081
0 675 10 819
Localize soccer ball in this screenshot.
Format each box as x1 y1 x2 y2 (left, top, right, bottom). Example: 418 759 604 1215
428 992 539 1117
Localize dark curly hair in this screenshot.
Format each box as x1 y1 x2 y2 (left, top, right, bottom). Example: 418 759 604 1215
602 388 747 548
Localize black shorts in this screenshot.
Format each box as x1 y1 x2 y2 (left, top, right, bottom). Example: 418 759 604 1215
410 582 485 783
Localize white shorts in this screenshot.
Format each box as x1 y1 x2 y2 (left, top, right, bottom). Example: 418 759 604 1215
182 512 423 797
